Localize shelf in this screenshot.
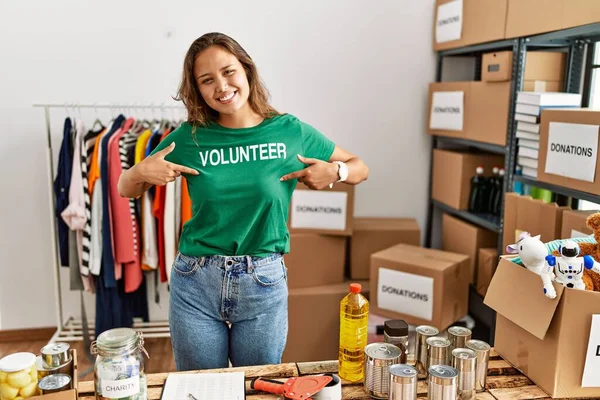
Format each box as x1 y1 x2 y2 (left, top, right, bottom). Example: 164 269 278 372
439 39 517 57
468 284 496 346
432 200 501 233
435 136 507 155
514 175 600 204
527 22 600 45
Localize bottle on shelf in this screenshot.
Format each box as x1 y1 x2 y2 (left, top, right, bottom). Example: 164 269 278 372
513 165 524 195
468 166 485 214
493 168 505 216
487 166 500 214
339 283 369 382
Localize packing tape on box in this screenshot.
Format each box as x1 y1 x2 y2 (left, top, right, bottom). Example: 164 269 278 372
312 374 342 400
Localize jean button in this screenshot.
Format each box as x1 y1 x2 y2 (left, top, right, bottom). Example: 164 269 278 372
227 260 233 266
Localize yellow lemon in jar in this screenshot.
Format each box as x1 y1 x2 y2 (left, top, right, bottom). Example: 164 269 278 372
27 368 35 382
18 382 37 398
14 398 23 400
0 383 19 400
6 372 30 389
0 372 6 384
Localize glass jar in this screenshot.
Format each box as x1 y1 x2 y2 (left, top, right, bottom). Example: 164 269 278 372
0 352 39 399
91 328 149 400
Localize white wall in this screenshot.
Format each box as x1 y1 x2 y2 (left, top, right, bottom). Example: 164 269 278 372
0 0 435 330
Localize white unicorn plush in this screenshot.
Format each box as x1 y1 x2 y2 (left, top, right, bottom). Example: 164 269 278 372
506 232 557 299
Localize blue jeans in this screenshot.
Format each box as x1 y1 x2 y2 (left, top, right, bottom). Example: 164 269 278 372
169 252 289 371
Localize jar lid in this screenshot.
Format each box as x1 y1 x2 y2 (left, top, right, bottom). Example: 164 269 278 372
0 352 36 372
96 328 138 351
384 320 408 337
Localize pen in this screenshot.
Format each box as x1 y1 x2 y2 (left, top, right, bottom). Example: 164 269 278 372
188 394 198 400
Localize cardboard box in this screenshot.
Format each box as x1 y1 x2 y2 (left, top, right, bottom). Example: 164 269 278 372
428 81 511 146
288 181 355 236
432 149 504 211
283 281 369 363
537 109 600 196
502 192 569 251
476 248 498 297
560 209 595 239
482 51 566 83
31 349 78 399
522 80 563 92
285 234 346 289
506 0 600 38
485 257 600 398
350 218 421 280
433 0 508 51
442 214 498 284
370 244 470 331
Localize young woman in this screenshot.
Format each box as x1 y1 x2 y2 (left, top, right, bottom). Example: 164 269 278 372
118 32 369 371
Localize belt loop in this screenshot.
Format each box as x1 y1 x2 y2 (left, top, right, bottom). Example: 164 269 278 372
199 256 206 267
246 255 254 273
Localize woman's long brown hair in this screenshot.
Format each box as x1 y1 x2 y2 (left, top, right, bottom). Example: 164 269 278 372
175 32 279 127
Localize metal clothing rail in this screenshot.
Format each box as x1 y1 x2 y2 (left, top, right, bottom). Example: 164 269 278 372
33 102 182 343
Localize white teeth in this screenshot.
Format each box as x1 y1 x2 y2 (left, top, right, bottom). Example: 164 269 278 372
219 92 235 102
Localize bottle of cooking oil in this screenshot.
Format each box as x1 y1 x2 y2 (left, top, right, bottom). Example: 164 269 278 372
338 283 369 382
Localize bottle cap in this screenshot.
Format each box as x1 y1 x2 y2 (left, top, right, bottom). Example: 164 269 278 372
384 320 409 337
476 165 484 174
493 166 499 173
350 283 362 293
499 168 505 176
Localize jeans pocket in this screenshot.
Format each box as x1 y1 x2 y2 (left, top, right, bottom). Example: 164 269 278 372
172 252 201 275
252 259 287 287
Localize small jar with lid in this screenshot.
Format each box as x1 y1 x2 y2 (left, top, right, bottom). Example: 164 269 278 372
91 328 149 400
0 352 39 399
384 320 409 363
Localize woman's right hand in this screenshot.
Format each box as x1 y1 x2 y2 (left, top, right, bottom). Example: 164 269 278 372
138 142 199 186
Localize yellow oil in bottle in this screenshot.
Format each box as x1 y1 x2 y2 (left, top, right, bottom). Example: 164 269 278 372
338 283 369 382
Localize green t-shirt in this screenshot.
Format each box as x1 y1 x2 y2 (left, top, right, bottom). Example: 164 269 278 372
150 113 335 257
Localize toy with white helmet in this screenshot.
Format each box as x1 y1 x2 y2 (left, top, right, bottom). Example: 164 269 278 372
546 239 600 290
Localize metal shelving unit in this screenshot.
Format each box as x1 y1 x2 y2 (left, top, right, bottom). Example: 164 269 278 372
425 22 600 346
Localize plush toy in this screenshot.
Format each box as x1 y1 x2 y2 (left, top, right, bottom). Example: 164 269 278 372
546 240 600 290
551 212 600 291
506 232 556 299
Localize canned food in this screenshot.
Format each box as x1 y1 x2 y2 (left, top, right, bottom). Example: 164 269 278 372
447 326 472 353
38 373 72 394
40 343 71 369
465 340 491 392
0 352 39 400
363 343 402 399
428 365 458 400
452 348 476 400
35 354 72 381
415 325 439 379
426 337 451 372
388 364 417 400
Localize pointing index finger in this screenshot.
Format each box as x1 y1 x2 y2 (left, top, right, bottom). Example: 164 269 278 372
169 162 199 175
280 169 307 182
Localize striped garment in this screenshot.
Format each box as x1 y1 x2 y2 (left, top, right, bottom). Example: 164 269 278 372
119 128 142 260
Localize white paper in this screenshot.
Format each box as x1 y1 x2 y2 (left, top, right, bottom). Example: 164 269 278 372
162 372 245 400
377 268 434 321
101 376 140 398
571 229 590 238
290 190 347 230
545 122 599 183
436 0 463 43
582 315 600 387
533 80 547 92
430 91 464 131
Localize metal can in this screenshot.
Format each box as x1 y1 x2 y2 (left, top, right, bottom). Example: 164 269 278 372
384 320 409 363
452 348 476 400
38 373 72 394
40 343 71 368
447 326 472 353
388 364 418 400
363 343 402 399
465 340 491 392
36 354 72 381
415 325 439 379
426 337 451 372
428 365 458 400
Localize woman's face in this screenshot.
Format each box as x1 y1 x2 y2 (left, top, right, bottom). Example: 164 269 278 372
193 45 251 116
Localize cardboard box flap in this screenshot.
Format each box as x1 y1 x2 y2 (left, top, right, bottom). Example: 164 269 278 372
354 218 420 232
484 257 564 339
372 244 469 272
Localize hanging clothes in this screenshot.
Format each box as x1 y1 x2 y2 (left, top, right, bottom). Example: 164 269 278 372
54 118 73 267
153 128 172 283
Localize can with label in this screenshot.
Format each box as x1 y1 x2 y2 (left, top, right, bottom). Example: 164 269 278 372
384 320 409 363
447 326 472 353
415 325 439 379
388 364 418 400
363 343 402 399
38 373 72 394
452 348 476 400
426 337 451 372
428 365 458 400
465 339 491 392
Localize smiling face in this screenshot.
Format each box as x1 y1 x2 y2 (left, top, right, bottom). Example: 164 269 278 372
193 45 251 117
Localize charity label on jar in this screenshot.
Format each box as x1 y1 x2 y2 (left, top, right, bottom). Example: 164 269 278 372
101 375 140 398
97 357 141 398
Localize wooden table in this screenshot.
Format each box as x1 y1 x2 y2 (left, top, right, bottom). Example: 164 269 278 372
77 349 556 399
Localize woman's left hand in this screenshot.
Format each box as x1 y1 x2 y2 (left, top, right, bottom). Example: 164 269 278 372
280 154 338 190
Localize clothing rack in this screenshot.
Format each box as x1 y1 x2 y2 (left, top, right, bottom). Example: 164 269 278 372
33 102 185 342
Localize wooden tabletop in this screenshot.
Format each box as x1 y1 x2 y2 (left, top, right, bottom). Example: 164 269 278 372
77 349 555 399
